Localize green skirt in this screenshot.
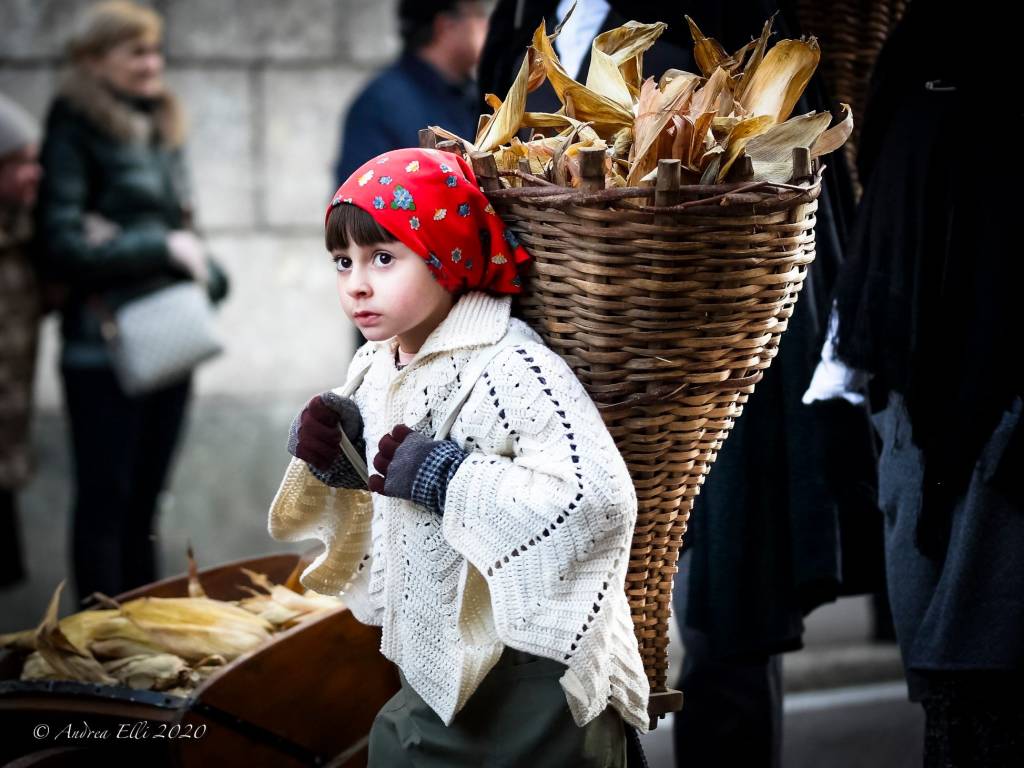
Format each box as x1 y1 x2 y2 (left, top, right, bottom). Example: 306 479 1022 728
367 648 627 768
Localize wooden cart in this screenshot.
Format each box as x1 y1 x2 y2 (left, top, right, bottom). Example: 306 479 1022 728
0 554 399 767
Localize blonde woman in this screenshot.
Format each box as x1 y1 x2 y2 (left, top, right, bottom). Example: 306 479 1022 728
35 1 228 603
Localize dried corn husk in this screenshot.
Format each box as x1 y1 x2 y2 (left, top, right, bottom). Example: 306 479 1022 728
742 110 831 181
627 73 700 185
428 10 848 192
718 115 776 180
734 16 775 102
238 592 303 627
187 543 206 598
1 606 156 657
103 653 191 691
186 654 227 689
21 652 59 681
810 103 854 157
282 560 306 594
532 19 633 136
475 45 544 152
586 21 667 107
239 568 342 615
688 67 731 120
68 612 160 658
33 582 117 685
685 16 735 78
5 552 345 696
495 134 566 179
119 597 272 662
674 109 717 176
521 113 601 144
736 37 820 123
89 636 166 659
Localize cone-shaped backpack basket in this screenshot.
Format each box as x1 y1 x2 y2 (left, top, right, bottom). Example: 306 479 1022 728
465 142 822 723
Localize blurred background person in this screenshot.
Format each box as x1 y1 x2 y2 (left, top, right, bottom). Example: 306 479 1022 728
0 94 43 590
832 2 1022 764
480 3 883 766
333 0 490 186
34 1 228 604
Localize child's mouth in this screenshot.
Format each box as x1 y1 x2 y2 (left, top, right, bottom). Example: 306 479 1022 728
354 312 381 325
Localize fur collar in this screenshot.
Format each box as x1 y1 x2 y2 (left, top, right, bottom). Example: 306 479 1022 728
57 69 185 148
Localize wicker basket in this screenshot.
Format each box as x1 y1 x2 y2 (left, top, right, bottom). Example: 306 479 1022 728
796 0 908 197
468 147 821 720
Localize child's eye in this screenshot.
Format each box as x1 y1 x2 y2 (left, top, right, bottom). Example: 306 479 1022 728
374 251 393 267
333 256 352 272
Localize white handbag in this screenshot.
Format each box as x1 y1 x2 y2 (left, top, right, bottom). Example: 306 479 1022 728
99 282 223 396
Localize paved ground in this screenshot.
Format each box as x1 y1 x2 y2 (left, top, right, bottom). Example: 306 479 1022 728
638 681 924 768
636 595 923 767
637 598 923 767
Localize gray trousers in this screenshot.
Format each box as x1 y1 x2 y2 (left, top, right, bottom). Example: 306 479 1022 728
368 648 627 768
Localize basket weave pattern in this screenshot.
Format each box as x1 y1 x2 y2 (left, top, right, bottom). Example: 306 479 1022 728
495 183 820 693
796 0 908 196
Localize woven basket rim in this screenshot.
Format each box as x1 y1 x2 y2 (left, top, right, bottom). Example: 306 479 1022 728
488 167 823 213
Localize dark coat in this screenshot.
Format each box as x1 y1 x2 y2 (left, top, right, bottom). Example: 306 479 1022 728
876 394 1024 699
834 1 1020 558
480 0 882 660
334 52 480 187
35 72 227 369
833 2 1023 694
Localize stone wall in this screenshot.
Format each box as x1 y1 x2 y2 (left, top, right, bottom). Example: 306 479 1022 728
0 0 408 626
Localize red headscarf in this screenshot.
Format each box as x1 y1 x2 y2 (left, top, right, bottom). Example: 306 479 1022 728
327 148 531 294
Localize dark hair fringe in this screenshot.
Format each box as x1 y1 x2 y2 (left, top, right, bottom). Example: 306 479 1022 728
325 203 398 252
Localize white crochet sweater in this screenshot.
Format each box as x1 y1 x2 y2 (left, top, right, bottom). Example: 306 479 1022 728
268 291 650 731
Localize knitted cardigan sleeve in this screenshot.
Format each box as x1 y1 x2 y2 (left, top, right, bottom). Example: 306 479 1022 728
267 344 380 622
442 341 650 729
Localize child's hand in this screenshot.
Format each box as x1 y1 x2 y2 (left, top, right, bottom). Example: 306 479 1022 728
288 392 366 489
368 425 424 496
368 425 467 516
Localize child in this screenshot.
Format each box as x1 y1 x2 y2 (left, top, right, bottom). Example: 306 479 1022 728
268 147 649 766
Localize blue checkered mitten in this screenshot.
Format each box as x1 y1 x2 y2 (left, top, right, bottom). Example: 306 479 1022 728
367 424 467 515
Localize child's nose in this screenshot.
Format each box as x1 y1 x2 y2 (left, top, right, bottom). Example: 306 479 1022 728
346 272 371 297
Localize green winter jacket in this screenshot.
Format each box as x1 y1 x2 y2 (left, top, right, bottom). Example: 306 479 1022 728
35 72 228 368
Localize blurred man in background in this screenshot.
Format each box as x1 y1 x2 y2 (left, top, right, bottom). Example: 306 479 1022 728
0 94 43 590
334 1 490 187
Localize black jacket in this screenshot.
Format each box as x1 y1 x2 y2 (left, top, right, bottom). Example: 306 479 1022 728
35 74 227 368
334 52 480 187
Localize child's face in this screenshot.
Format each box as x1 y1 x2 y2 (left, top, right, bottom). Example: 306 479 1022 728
332 239 454 353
